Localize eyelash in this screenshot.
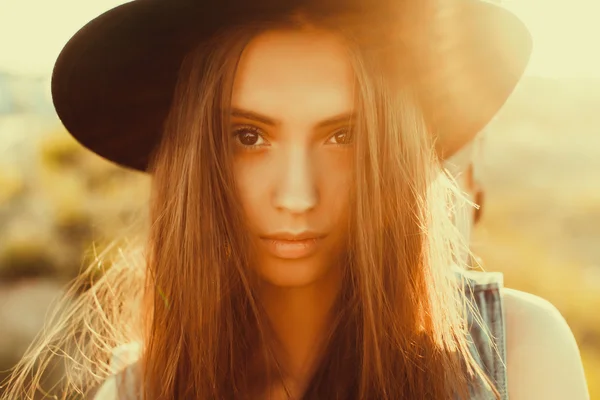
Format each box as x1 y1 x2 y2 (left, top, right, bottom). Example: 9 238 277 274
231 125 354 150
329 127 353 146
232 125 268 150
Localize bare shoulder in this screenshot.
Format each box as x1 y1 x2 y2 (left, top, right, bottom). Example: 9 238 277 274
502 288 590 400
93 375 118 400
91 341 141 399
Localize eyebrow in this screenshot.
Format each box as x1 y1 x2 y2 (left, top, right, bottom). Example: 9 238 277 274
230 108 355 128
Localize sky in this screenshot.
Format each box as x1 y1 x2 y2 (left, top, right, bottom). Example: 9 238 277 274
0 0 599 79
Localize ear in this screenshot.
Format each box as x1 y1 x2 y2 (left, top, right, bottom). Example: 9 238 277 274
473 189 484 225
465 163 485 225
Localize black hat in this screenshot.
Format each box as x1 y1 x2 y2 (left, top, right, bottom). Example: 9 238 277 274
51 0 532 172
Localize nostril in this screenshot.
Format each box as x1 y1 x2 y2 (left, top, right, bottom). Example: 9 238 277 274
274 194 317 214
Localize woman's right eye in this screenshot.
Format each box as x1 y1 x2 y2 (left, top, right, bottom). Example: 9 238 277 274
232 125 268 148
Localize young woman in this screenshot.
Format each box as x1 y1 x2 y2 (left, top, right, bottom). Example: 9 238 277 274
2 0 589 399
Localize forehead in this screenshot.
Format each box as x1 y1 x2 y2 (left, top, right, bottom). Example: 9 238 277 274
232 29 355 121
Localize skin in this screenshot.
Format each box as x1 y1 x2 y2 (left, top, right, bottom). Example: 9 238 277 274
230 29 355 397
94 30 589 400
504 288 590 399
444 141 481 264
446 143 590 399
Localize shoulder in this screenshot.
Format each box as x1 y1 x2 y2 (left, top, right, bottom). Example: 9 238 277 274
92 342 142 400
93 375 118 400
91 362 142 400
502 288 590 400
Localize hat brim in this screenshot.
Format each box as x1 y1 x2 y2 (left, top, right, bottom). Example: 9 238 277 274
51 0 532 172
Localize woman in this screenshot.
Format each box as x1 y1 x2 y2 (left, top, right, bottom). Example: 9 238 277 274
2 0 589 399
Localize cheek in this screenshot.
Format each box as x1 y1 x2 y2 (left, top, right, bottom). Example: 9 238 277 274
320 153 353 219
232 158 270 224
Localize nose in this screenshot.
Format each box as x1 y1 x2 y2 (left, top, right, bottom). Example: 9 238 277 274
272 146 318 214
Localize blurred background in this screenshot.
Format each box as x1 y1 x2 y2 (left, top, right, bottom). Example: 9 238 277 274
1 0 599 398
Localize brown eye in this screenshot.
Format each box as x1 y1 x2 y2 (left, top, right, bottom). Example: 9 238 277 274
238 131 260 146
328 127 354 145
233 125 267 147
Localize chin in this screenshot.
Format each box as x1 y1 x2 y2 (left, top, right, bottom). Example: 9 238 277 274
256 257 338 289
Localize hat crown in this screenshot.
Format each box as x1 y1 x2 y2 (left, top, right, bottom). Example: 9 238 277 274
51 0 531 171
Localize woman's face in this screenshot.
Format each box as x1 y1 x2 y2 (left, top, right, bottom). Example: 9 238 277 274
231 29 355 288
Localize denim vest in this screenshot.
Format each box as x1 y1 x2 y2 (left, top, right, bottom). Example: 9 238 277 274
110 270 507 399
462 269 508 400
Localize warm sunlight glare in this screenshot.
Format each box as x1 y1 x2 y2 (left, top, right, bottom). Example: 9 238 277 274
0 0 599 78
503 0 600 78
0 0 126 76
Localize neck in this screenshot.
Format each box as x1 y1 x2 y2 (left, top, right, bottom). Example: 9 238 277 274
259 265 342 393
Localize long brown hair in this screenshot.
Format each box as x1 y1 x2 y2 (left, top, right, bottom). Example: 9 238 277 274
2 10 498 400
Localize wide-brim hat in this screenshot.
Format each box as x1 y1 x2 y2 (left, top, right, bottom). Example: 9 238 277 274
51 0 532 172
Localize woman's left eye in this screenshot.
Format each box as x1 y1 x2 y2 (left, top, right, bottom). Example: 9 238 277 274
327 127 354 145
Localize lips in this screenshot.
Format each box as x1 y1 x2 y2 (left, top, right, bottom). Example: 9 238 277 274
260 232 326 259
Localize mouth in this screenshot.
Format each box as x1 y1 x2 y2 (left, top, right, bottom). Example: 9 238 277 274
260 232 327 259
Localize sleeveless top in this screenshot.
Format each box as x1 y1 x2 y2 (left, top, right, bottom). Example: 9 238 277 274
107 270 507 400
